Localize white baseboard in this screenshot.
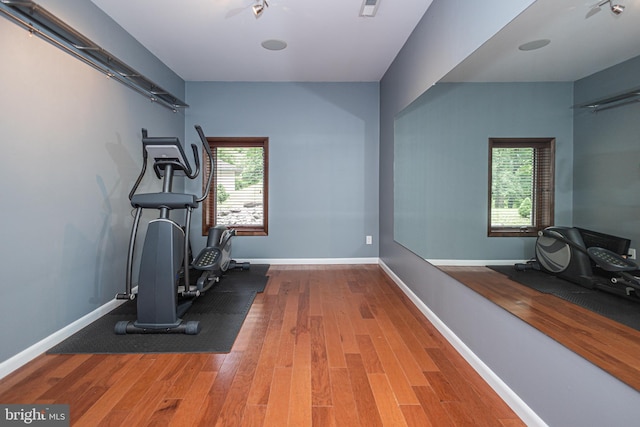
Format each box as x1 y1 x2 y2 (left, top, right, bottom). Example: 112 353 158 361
238 257 380 265
428 259 527 266
378 260 547 427
0 297 127 380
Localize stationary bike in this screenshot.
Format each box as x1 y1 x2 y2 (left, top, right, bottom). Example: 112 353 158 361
115 125 233 334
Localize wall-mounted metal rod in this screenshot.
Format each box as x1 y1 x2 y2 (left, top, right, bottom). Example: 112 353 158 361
575 87 640 113
0 0 188 112
589 98 640 113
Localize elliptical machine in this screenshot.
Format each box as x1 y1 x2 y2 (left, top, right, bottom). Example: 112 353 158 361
518 226 640 301
115 125 232 334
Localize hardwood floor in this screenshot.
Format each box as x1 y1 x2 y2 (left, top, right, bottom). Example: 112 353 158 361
442 266 640 392
0 265 524 426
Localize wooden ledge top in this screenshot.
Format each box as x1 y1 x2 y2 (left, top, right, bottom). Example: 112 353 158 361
441 266 640 392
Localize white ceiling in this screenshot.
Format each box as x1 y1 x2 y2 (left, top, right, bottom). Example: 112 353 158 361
90 0 434 82
442 0 640 83
90 0 640 84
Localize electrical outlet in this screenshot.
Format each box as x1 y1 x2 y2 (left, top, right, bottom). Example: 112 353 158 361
629 248 636 260
366 235 373 245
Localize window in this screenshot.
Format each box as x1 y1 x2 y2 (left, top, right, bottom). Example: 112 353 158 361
202 137 268 236
488 138 555 237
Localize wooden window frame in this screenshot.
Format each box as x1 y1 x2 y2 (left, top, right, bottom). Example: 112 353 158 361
202 137 269 236
488 137 555 237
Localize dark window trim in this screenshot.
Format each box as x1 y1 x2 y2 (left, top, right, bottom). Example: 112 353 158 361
202 137 269 236
488 137 555 237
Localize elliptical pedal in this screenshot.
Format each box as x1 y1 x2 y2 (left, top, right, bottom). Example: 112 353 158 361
193 247 222 270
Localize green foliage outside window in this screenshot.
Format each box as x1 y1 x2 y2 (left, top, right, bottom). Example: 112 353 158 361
518 197 532 219
216 184 229 204
217 147 264 191
491 147 533 225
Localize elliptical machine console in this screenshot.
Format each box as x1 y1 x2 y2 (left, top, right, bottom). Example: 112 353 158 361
114 125 236 335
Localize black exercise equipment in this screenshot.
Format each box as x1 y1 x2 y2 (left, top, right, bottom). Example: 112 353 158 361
192 224 250 292
516 226 640 301
115 125 238 334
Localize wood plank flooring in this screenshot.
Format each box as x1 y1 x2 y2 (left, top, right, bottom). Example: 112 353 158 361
442 266 640 392
0 265 524 426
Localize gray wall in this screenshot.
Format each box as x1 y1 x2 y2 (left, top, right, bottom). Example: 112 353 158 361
573 55 640 247
185 82 379 260
394 82 573 261
0 0 185 363
3 0 639 424
380 0 640 425
0 3 378 367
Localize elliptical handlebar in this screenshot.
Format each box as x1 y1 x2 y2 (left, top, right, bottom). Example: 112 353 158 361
194 125 215 203
128 127 213 202
129 129 150 201
189 143 200 180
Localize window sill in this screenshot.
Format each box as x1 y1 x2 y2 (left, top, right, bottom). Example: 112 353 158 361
488 230 539 237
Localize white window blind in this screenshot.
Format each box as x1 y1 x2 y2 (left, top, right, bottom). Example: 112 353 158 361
488 138 554 237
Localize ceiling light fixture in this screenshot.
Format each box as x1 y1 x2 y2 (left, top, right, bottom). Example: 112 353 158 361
252 0 268 18
610 2 625 14
590 0 625 16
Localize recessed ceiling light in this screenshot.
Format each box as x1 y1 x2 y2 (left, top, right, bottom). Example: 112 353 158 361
518 39 551 51
261 39 287 51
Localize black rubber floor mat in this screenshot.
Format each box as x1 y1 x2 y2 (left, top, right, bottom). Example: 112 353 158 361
211 264 270 293
553 290 640 329
488 265 587 294
47 265 270 354
47 291 257 354
488 265 640 331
